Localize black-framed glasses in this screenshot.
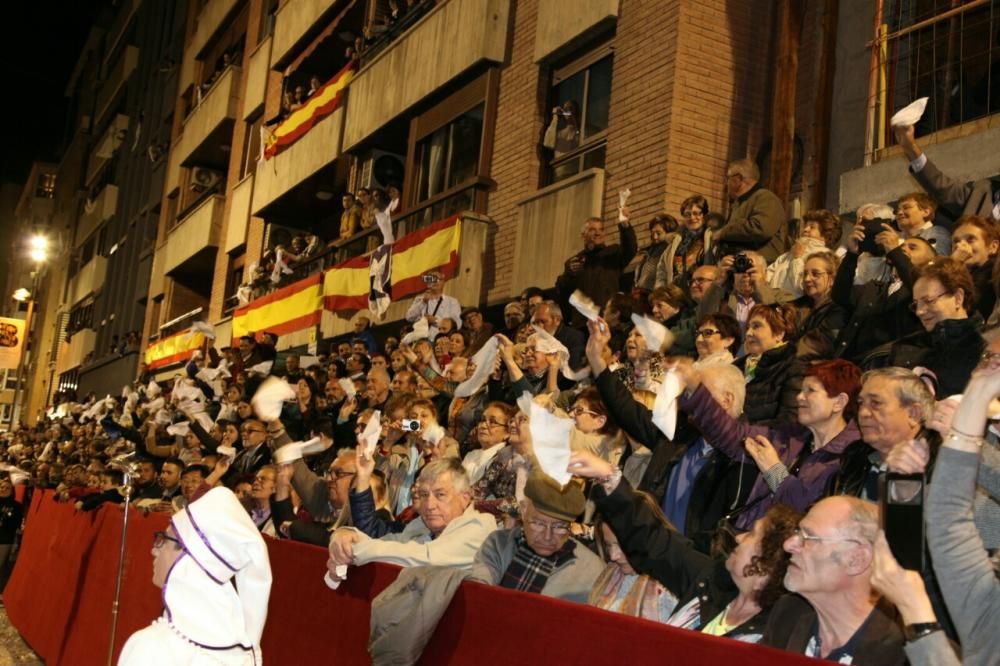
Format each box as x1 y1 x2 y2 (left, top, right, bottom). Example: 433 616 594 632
325 469 357 481
690 277 714 285
153 531 180 549
694 329 720 339
480 418 508 430
909 291 951 312
241 427 266 435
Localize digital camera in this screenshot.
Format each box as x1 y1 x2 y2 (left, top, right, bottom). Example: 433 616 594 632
731 253 754 273
422 274 439 284
401 419 422 432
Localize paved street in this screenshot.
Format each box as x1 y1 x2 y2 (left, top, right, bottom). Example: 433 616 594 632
0 604 40 665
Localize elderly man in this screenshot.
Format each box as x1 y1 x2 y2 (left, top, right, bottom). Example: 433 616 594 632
698 251 794 336
556 216 637 325
762 497 905 664
895 123 1000 223
461 306 494 354
274 447 356 545
363 367 391 412
389 370 419 395
469 470 604 602
531 300 586 372
502 301 526 339
688 264 720 305
714 158 787 262
326 458 496 579
227 419 272 480
405 269 462 336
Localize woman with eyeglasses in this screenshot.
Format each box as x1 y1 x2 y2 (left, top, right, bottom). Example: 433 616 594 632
792 251 848 359
739 303 805 425
461 402 516 484
665 357 861 530
692 313 740 366
472 408 533 523
281 376 319 442
865 257 985 396
567 387 626 467
766 210 841 298
654 194 714 289
569 450 801 643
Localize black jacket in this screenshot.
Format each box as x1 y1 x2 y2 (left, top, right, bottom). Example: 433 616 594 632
736 343 804 425
594 369 756 553
556 224 638 325
594 478 770 639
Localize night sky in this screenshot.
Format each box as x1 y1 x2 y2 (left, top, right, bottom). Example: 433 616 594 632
0 1 105 184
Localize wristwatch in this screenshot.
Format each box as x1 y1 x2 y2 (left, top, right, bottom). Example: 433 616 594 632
903 622 942 643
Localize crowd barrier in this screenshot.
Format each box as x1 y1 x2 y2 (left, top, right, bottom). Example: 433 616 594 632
6 491 817 665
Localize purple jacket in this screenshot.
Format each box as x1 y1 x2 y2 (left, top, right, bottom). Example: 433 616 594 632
680 384 861 529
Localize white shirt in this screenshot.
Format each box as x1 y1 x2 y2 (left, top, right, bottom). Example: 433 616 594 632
405 293 462 330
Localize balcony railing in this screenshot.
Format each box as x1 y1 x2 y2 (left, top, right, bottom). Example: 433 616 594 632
164 195 224 275
176 65 241 165
865 0 999 163
95 46 138 126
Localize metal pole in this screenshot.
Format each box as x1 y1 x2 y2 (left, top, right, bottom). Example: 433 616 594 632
107 457 138 665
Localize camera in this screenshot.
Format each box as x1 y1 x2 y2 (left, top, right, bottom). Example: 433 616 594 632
881 472 925 571
422 275 438 284
401 419 422 432
731 253 754 273
858 217 894 257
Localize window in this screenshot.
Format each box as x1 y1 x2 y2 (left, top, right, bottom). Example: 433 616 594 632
224 253 246 313
545 44 613 183
36 173 56 199
414 104 484 203
241 115 264 179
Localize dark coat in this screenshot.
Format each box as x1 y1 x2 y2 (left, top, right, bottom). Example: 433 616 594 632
593 478 771 640
556 223 638 324
736 342 805 425
911 155 1000 223
594 369 756 553
793 297 848 360
714 184 788 263
762 595 905 665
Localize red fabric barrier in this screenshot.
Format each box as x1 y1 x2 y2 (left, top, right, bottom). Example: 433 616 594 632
7 492 817 665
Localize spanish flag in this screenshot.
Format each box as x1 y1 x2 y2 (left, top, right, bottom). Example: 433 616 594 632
324 215 462 311
146 330 206 370
232 273 324 340
264 60 358 159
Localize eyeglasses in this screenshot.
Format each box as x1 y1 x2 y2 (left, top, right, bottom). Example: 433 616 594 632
694 329 720 339
525 518 570 538
481 418 508 429
803 270 829 279
790 527 865 548
683 209 704 218
325 469 357 481
909 291 951 312
241 427 266 435
569 406 600 418
153 531 180 549
690 277 714 285
725 172 742 182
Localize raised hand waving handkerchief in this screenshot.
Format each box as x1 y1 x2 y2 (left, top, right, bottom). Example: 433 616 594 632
569 290 600 322
523 393 575 487
651 370 682 439
890 97 928 128
251 376 296 422
630 313 673 354
455 337 499 398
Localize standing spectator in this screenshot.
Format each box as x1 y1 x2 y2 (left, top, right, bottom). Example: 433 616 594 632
340 193 361 239
895 192 951 255
714 159 788 262
658 195 715 288
405 269 462 338
352 316 379 355
357 187 376 231
633 215 677 298
556 216 637 326
460 307 493 355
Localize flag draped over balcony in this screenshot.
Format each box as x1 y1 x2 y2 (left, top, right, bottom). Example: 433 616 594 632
323 215 462 311
263 61 358 160
145 330 206 370
232 273 324 340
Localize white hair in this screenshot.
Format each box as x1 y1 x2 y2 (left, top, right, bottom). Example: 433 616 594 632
700 363 746 416
857 203 893 220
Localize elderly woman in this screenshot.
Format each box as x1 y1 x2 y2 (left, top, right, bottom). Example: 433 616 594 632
693 313 740 367
655 194 714 288
739 303 805 424
472 407 533 521
461 402 517 484
634 215 680 299
668 358 861 530
793 251 848 359
570 450 800 642
766 209 841 298
871 257 985 396
648 285 697 357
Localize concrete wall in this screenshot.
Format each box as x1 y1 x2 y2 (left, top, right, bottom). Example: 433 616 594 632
534 0 618 62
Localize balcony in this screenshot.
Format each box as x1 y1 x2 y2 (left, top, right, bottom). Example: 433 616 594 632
60 329 97 374
244 36 272 119
272 0 339 69
225 175 253 253
105 0 141 63
510 168 605 295
534 0 618 62
67 256 108 309
163 195 224 276
77 185 119 247
94 46 138 126
342 0 510 150
190 0 241 60
86 114 130 185
251 105 346 215
175 65 241 168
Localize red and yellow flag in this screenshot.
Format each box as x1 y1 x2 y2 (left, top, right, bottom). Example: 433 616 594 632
232 273 324 341
146 330 205 370
264 61 357 159
323 215 462 311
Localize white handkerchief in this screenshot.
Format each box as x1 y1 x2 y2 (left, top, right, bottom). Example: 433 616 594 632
193 412 215 432
618 188 631 222
568 290 600 322
217 445 237 460
531 325 590 381
401 317 431 345
186 320 216 341
251 376 296 422
146 380 161 398
166 422 191 437
358 411 381 457
154 408 172 427
375 208 395 245
247 361 274 377
274 437 326 464
651 370 681 440
144 397 165 414
630 313 672 354
890 97 928 127
525 395 574 487
455 337 499 398
338 378 357 398
424 423 446 446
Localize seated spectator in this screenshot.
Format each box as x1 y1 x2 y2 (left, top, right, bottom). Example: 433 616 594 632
699 251 794 337
896 192 951 255
633 214 679 298
867 257 985 396
766 209 841 298
340 193 361 239
669 357 861 529
173 464 209 511
531 300 586 373
648 285 697 358
950 214 999 321
327 458 496 581
761 497 905 663
385 397 459 514
461 402 516 485
692 313 740 366
472 407 532 520
588 515 678 623
469 470 603 603
448 329 468 358
460 307 493 355
793 250 847 359
246 465 277 536
556 217 637 327
502 301 526 339
572 450 800 641
274 446 356 545
714 159 788 263
736 303 805 425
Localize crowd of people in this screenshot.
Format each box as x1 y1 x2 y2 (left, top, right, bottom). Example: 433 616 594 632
3 119 1000 664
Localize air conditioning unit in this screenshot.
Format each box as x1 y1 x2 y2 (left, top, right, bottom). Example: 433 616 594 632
190 167 224 192
357 149 405 191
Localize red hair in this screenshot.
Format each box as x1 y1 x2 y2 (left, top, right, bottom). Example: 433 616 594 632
804 359 862 421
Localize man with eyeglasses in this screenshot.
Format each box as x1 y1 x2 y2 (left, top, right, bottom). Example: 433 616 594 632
467 470 602 602
714 158 788 263
227 419 272 481
761 496 906 664
698 251 794 342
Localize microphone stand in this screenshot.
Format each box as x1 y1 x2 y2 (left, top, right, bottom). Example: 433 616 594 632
107 454 140 666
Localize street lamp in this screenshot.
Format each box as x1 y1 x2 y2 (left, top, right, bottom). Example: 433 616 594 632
29 235 48 263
